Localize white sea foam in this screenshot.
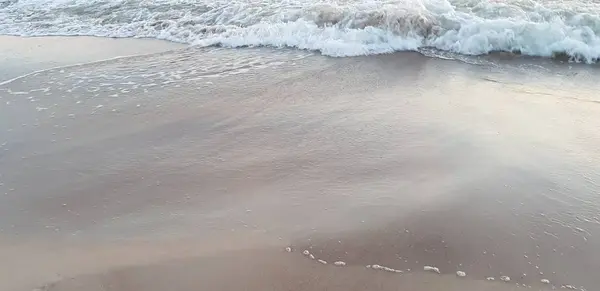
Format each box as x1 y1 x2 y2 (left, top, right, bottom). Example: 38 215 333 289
424 266 440 274
367 264 403 273
1 0 600 62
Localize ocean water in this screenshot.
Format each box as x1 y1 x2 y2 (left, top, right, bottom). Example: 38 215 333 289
1 0 600 62
2 2 600 291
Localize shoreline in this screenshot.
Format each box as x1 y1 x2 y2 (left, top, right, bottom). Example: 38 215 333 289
1 237 555 291
1 36 597 291
0 35 185 82
0 34 594 82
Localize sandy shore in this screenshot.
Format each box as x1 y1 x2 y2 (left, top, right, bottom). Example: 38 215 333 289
0 36 184 82
37 247 550 291
1 36 598 291
3 237 552 291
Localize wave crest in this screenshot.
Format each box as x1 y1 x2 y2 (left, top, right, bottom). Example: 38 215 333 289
2 0 600 62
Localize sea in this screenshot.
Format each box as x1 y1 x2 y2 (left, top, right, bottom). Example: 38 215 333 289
0 1 600 291
2 0 600 62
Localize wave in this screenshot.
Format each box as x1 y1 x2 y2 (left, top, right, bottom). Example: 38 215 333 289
2 0 600 62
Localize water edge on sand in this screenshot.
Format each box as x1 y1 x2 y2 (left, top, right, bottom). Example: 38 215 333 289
1 36 598 291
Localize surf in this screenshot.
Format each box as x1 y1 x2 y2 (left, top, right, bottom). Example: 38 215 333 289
1 0 600 62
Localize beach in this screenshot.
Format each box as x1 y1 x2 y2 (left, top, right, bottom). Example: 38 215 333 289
0 36 184 82
1 34 599 291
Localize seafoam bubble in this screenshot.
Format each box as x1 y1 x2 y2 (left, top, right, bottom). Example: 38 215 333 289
285 247 292 252
456 271 466 277
541 279 550 284
424 266 440 274
500 275 511 282
333 261 346 266
369 264 402 273
303 250 310 256
486 277 495 281
318 259 327 265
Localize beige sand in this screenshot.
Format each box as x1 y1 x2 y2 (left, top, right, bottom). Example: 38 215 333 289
1 237 553 291
0 35 184 81
1 37 598 291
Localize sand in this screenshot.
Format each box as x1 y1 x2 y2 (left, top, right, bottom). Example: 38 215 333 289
1 36 599 291
0 36 184 82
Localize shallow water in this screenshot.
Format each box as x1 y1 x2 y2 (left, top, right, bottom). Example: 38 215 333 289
1 41 599 291
0 36 184 82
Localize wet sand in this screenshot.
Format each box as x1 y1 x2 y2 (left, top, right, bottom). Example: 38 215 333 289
0 36 184 82
1 37 599 291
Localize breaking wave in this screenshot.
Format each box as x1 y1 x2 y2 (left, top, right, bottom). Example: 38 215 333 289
1 0 600 62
